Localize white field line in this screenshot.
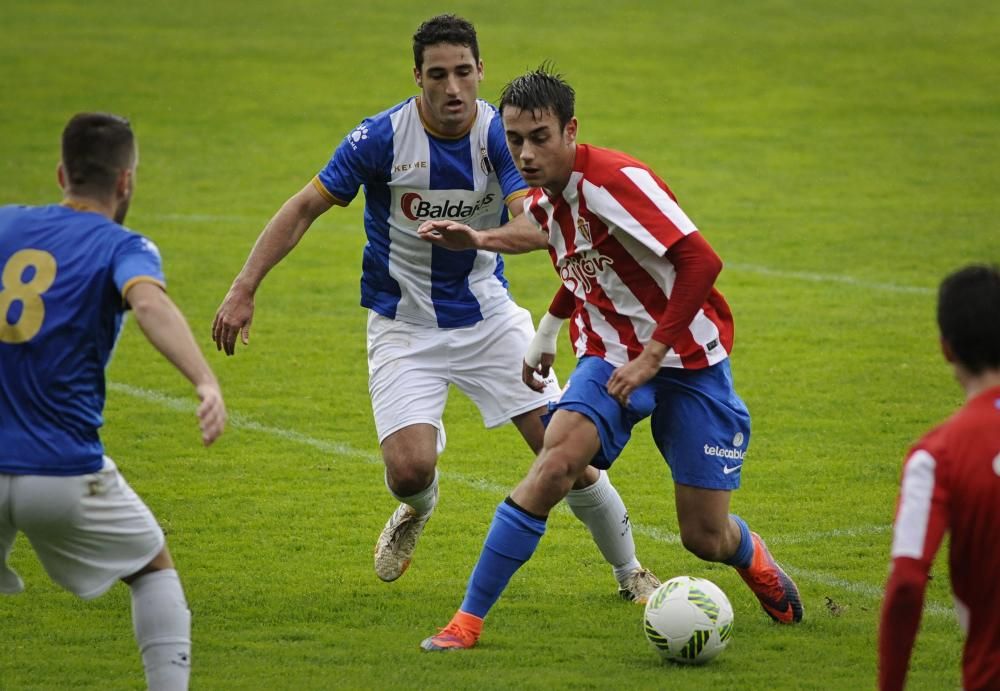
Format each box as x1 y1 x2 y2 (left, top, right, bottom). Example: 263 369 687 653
109 381 954 620
725 262 934 295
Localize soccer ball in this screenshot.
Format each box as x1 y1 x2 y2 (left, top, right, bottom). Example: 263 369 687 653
643 576 734 664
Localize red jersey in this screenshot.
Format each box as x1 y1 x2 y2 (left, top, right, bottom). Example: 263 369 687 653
524 144 733 369
879 385 1000 691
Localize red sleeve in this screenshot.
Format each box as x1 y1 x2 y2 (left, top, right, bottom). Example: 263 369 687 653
650 232 722 347
547 285 577 319
878 446 950 691
878 558 929 691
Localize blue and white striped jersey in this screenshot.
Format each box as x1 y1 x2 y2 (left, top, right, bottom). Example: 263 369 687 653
313 97 528 328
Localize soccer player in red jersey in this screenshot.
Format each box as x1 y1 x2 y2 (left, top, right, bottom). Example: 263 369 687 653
416 66 803 651
879 264 1000 691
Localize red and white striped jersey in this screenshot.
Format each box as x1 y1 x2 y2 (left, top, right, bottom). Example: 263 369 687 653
887 385 1000 690
523 144 733 368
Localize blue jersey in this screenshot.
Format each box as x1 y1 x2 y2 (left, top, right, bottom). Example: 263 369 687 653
0 204 165 476
312 97 529 328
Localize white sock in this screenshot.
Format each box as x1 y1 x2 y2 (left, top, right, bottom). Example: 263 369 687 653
565 470 641 583
130 569 191 691
387 469 439 517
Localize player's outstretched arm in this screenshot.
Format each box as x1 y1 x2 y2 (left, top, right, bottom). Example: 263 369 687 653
417 212 548 254
877 557 928 690
128 282 227 446
212 182 333 355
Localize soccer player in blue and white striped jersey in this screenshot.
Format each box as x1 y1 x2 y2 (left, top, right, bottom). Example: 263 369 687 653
212 15 658 601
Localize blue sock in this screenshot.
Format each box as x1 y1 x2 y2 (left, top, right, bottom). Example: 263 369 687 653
722 514 753 569
460 499 547 618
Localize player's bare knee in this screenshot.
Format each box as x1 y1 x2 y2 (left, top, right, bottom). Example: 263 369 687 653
533 450 586 494
383 456 437 496
122 546 175 585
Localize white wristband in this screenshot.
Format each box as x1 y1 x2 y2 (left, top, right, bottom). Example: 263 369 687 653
524 312 564 367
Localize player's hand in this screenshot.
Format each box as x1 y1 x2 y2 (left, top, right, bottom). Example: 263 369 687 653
606 355 659 408
417 220 480 250
212 285 254 356
522 312 562 391
522 351 555 391
195 383 226 446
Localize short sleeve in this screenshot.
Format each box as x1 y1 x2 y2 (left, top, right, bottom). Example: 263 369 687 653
583 165 697 257
114 234 165 299
891 447 949 566
315 119 386 206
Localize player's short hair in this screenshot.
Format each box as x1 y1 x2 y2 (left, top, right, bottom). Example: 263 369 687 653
61 112 135 195
937 263 1000 374
499 64 575 130
413 14 479 71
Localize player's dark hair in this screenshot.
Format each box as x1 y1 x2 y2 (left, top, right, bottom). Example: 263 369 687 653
499 63 575 130
413 14 479 70
937 264 1000 374
61 112 135 195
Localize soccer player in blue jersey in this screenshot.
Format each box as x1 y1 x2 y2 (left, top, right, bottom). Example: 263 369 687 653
211 14 659 601
0 113 226 689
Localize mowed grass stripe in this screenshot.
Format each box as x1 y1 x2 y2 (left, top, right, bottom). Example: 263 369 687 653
108 381 956 621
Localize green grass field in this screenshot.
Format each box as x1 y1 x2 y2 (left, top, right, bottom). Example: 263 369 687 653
2 0 999 688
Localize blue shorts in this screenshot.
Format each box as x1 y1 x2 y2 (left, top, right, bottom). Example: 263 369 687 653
551 356 751 490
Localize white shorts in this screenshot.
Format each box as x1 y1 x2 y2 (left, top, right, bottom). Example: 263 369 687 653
367 301 561 450
0 457 165 600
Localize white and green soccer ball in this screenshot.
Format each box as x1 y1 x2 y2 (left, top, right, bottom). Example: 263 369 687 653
643 576 734 665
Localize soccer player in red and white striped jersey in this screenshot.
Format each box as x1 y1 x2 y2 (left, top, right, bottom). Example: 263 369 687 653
879 264 1000 691
416 66 802 651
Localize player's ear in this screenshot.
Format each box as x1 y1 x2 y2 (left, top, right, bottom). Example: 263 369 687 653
564 117 578 144
56 163 67 191
940 336 957 364
413 66 422 87
116 167 133 199
477 59 484 81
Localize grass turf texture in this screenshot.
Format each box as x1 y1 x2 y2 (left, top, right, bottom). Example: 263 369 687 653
2 0 998 688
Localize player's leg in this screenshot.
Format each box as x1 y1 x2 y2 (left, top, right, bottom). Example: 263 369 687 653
421 408 600 651
14 458 192 687
511 406 655 600
673 484 742 560
423 356 656 650
123 546 192 691
367 312 448 581
0 474 26 594
652 361 802 624
672 484 801 623
374 424 441 581
460 306 659 602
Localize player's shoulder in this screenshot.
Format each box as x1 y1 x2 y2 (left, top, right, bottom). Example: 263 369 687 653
0 203 31 215
910 394 999 466
366 97 416 126
0 204 30 232
581 144 657 185
341 97 415 149
0 203 49 223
